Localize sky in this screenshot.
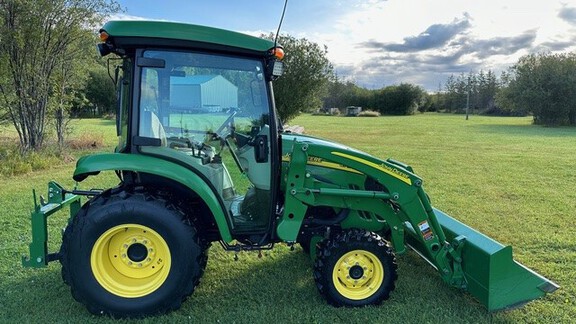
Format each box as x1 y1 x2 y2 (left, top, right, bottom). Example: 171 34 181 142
112 0 576 91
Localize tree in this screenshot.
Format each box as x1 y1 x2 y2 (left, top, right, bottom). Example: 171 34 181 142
373 83 426 115
52 32 98 146
442 74 466 112
0 0 120 152
82 66 118 117
324 77 371 111
265 34 333 123
497 53 576 126
439 70 502 115
477 70 498 110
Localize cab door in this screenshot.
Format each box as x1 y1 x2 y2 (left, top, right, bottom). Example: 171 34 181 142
134 49 278 235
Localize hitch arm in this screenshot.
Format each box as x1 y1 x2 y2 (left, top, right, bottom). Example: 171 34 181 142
22 182 82 268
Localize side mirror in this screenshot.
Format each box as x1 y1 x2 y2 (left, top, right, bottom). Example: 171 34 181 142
97 43 112 57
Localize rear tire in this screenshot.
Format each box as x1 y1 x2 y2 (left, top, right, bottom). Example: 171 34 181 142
60 188 203 318
313 229 397 307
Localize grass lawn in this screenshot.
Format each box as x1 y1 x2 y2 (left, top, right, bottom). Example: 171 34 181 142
1 114 574 322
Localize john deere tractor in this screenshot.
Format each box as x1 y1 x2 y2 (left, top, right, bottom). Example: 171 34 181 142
22 20 557 317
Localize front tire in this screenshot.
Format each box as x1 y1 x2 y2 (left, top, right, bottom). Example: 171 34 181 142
313 229 398 307
61 188 203 318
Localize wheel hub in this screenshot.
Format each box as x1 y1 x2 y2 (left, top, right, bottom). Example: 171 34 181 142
117 235 156 269
91 224 171 298
127 243 148 262
332 250 385 300
349 265 364 280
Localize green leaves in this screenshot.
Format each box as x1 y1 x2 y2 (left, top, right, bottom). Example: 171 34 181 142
499 53 576 126
263 34 333 123
0 0 121 151
83 67 118 116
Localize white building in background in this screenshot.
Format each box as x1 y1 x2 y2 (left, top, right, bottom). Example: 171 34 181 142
170 75 238 112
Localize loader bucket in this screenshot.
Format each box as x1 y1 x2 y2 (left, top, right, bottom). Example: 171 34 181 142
405 208 558 311
432 208 558 311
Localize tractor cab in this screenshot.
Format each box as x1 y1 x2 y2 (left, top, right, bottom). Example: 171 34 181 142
135 50 275 234
100 21 285 241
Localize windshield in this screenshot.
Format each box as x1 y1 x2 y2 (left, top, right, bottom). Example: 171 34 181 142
138 50 271 144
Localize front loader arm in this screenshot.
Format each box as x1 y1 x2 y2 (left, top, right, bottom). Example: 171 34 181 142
278 140 466 287
280 138 558 310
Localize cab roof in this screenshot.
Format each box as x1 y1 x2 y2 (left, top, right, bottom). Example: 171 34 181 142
101 20 276 54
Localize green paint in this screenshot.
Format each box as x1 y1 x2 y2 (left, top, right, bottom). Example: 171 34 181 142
74 153 232 242
433 209 558 311
279 132 557 310
22 182 82 268
102 20 275 54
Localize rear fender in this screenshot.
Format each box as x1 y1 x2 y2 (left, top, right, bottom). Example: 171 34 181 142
73 153 232 242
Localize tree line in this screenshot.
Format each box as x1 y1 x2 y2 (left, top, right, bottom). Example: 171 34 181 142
323 79 429 116
1 1 575 154
321 52 576 127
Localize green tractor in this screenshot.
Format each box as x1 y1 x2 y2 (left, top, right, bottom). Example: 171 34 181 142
23 20 557 317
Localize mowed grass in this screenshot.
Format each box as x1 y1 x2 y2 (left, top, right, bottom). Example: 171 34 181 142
1 114 574 322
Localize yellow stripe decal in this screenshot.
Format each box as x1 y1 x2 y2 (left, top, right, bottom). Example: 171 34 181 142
281 155 362 174
307 160 363 174
331 152 412 185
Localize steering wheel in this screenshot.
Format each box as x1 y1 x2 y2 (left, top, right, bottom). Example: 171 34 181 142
214 108 238 140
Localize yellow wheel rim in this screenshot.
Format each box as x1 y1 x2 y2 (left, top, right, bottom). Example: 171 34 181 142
332 250 384 300
91 224 171 298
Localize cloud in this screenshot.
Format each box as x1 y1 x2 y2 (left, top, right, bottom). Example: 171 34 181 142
465 29 537 58
361 16 471 53
342 27 538 90
336 48 483 90
535 34 576 52
325 3 571 91
558 6 576 25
